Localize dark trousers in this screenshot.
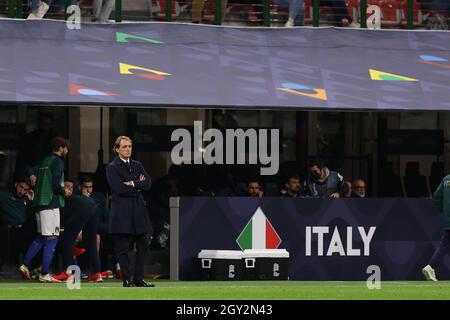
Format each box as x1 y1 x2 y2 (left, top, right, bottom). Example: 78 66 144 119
430 230 450 269
9 224 30 267
113 233 148 281
98 233 113 271
0 222 33 270
60 206 100 274
320 0 351 26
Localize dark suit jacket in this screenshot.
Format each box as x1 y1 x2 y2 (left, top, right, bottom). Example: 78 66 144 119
106 156 152 235
351 191 364 198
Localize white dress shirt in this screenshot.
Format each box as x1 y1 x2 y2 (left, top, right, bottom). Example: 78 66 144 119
119 156 134 187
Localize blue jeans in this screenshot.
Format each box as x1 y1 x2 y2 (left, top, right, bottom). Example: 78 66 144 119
276 0 304 26
30 0 53 12
428 0 450 12
290 0 304 25
48 0 70 14
93 0 115 22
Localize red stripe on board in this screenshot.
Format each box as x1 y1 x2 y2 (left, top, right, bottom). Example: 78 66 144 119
265 220 281 249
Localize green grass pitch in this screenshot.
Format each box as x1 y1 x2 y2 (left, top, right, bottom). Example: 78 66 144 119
1 280 450 299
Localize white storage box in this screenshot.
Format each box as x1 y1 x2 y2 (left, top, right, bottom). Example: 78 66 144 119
198 250 244 280
242 249 290 280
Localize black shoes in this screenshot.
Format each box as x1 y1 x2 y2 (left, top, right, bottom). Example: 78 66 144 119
133 279 155 287
123 279 156 287
123 279 133 287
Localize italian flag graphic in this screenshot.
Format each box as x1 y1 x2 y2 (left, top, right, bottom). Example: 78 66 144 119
236 207 282 250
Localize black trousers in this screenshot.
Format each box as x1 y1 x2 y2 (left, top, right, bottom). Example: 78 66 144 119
0 222 33 270
60 206 100 274
320 0 352 26
430 230 450 269
112 233 148 281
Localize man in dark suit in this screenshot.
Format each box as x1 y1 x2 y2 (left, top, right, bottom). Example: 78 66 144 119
106 136 154 287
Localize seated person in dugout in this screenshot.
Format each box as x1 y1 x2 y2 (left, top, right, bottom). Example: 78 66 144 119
303 157 345 198
78 175 114 277
280 173 304 198
52 180 103 282
351 179 366 198
343 181 352 198
245 178 264 197
0 177 35 271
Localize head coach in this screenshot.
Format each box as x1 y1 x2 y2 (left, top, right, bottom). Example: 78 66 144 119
106 136 155 288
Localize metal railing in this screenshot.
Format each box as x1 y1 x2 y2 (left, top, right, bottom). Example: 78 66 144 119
6 0 20 18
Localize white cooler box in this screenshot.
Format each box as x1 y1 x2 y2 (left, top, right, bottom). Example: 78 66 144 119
198 250 244 280
242 249 290 280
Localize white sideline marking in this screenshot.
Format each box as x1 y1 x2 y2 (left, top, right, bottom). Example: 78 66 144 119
2 283 450 290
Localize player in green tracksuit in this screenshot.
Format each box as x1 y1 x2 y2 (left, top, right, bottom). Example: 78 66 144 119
19 137 70 283
422 174 450 281
0 178 34 271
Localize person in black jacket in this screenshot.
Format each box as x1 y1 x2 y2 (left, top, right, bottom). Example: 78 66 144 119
280 173 303 198
303 157 345 198
54 180 102 283
351 179 366 198
0 177 34 272
106 136 154 288
79 175 113 273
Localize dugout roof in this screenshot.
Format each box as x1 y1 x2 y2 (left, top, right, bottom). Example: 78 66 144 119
1 19 450 111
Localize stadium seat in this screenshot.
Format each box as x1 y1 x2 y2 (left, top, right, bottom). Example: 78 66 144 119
400 0 422 24
203 2 217 22
345 0 360 23
378 162 404 197
234 182 248 196
152 0 182 20
264 182 279 196
429 161 444 194
403 161 430 198
0 154 8 189
379 0 402 25
305 0 312 22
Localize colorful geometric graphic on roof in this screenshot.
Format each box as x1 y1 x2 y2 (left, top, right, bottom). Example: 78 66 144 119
369 69 418 81
119 63 171 80
3 21 450 110
277 83 327 101
419 55 450 69
116 32 164 44
420 55 448 62
69 84 119 96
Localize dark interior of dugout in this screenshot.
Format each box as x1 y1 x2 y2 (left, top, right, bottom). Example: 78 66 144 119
0 105 447 278
0 105 444 196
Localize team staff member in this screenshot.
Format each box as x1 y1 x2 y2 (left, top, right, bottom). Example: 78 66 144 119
0 178 34 270
106 136 154 288
280 173 303 198
422 174 450 281
303 157 345 198
19 137 70 283
53 180 103 282
78 176 114 278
